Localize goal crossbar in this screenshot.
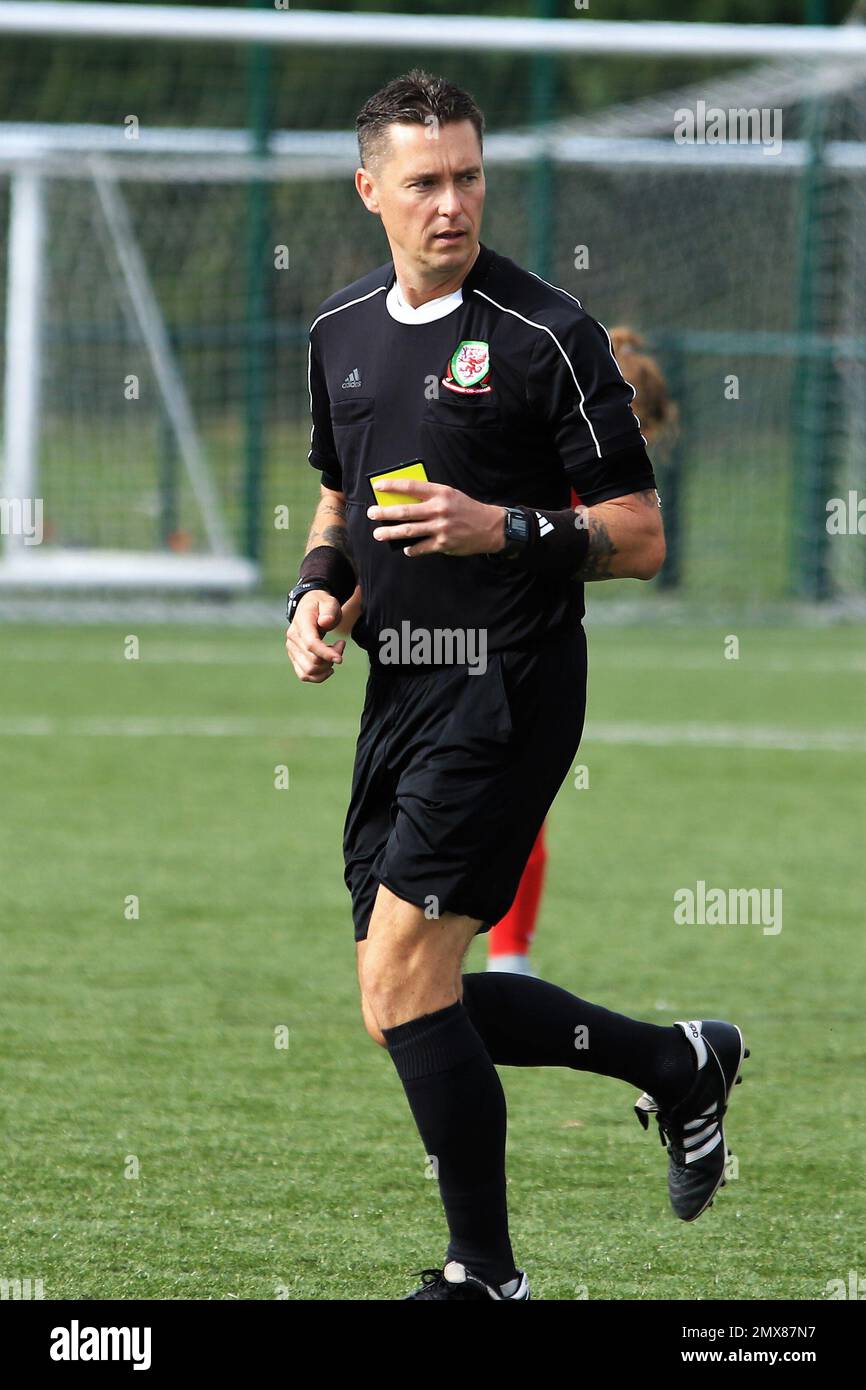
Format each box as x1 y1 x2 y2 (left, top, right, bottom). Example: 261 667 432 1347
0 3 865 61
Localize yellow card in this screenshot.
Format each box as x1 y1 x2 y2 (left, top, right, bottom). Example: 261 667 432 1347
368 460 429 508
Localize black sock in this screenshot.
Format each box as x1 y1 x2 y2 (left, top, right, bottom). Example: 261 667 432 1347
461 973 695 1110
383 1000 517 1289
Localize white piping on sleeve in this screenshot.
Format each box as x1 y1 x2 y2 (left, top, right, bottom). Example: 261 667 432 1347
473 287 603 458
306 339 316 462
524 269 647 441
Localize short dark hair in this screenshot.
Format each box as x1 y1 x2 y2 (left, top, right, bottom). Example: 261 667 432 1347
355 69 485 171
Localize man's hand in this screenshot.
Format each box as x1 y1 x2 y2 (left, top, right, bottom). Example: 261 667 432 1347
285 590 347 683
367 478 502 558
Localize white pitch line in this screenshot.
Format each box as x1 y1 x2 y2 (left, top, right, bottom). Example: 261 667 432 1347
0 717 356 738
591 654 866 674
1 646 866 673
588 721 866 753
0 716 863 752
0 645 285 665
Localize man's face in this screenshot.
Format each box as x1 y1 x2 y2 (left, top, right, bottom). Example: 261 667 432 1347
355 118 485 278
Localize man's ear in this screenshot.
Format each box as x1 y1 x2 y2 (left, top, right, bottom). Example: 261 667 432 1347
355 167 380 214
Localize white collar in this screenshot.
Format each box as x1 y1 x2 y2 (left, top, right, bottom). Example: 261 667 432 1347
385 277 464 325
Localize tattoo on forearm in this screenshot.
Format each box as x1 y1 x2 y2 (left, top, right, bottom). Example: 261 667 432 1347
573 490 659 580
321 523 355 566
578 512 618 581
306 499 356 569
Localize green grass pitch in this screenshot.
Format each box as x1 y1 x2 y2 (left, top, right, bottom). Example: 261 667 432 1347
0 619 863 1300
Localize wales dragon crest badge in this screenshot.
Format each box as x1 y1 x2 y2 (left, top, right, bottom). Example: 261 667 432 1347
442 339 492 394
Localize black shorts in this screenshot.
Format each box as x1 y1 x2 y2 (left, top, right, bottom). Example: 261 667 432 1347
343 627 587 941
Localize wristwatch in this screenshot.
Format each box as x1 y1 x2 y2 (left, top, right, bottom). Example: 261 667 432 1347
286 577 330 625
498 506 532 561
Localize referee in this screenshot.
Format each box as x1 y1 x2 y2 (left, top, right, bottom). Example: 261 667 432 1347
285 70 747 1301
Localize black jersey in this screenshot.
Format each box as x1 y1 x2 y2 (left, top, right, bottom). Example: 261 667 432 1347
307 241 655 663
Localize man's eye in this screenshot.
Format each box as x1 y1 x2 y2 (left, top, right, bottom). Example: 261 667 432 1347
409 175 477 189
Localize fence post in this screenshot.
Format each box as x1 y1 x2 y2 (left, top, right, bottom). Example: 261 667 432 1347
529 0 557 280
655 342 685 591
244 0 272 564
790 0 834 599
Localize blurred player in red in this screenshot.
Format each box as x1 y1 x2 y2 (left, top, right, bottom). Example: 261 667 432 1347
335 326 678 975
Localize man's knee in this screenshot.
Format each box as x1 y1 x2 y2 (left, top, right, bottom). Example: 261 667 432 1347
361 992 387 1048
357 937 388 1047
359 945 408 1037
361 915 477 1031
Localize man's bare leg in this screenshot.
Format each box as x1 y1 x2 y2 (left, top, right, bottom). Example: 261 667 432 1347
356 886 476 1045
356 883 518 1291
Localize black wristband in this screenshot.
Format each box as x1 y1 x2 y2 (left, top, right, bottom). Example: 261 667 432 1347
298 544 357 606
496 506 591 577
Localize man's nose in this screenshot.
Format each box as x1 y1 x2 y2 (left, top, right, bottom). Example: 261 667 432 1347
437 183 463 217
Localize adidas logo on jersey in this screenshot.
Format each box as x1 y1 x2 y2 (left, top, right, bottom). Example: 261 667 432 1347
535 511 554 538
341 368 362 389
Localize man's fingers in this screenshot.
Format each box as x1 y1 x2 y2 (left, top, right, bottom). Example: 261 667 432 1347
285 619 346 681
299 665 335 683
368 502 438 526
372 521 432 542
370 522 453 555
296 612 344 664
402 538 441 557
288 644 337 681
